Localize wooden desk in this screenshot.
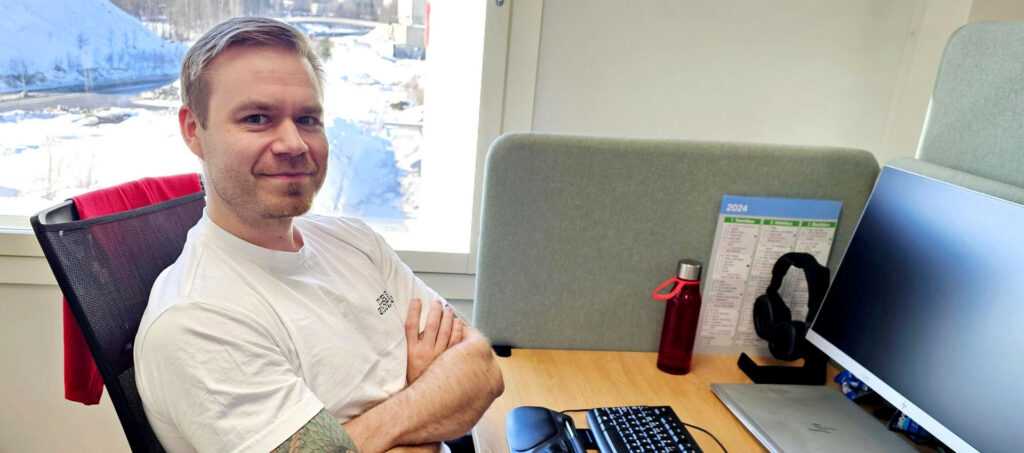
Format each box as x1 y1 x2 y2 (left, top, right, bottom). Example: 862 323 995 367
472 350 780 453
472 349 935 453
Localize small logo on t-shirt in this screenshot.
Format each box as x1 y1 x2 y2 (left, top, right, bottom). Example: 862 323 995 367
376 290 395 315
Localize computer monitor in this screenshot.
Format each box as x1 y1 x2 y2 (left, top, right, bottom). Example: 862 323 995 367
807 166 1024 453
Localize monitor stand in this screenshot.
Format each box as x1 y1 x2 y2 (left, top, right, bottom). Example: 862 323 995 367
710 383 918 453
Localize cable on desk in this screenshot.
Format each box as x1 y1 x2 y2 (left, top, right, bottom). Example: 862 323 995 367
557 408 728 453
680 421 727 453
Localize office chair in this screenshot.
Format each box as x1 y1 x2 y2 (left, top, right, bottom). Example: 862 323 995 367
31 191 206 453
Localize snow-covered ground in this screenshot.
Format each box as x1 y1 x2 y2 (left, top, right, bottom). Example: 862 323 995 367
0 0 185 94
0 105 193 214
0 7 425 226
314 29 425 224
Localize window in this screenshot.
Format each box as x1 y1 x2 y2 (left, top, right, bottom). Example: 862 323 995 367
0 0 493 270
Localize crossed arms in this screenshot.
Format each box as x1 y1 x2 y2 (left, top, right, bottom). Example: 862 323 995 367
273 299 505 453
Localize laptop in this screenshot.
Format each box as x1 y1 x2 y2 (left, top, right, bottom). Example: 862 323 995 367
711 383 916 453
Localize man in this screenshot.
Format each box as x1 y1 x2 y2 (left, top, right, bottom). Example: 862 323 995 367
134 17 504 453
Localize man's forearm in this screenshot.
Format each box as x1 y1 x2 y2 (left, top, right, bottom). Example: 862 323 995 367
396 334 504 443
343 329 504 453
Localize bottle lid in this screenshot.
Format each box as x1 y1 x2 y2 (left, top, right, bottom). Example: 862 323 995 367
676 259 702 281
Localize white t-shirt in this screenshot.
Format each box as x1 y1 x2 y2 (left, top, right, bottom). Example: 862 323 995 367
134 213 445 453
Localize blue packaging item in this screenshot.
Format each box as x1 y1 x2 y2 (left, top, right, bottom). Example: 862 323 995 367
836 371 936 445
891 412 936 444
834 370 872 400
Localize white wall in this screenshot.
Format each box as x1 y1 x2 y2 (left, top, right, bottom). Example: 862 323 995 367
503 0 974 166
969 0 1024 22
0 284 130 452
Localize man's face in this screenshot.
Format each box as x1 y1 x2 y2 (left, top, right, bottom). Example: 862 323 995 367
181 45 327 222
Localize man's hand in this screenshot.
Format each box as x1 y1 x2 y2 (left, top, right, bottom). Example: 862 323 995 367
405 299 464 383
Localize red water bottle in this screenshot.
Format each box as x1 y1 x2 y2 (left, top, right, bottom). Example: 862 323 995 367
652 259 703 375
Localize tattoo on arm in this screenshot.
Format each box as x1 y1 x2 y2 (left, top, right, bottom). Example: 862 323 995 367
271 408 359 453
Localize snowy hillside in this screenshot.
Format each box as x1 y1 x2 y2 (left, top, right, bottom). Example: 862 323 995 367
0 17 424 226
0 0 184 94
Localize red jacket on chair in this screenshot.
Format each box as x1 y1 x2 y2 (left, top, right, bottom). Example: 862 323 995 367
64 173 202 405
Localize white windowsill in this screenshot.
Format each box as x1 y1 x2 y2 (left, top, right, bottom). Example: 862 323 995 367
0 228 477 300
0 228 42 258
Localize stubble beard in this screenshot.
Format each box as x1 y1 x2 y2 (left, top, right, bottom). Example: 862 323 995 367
206 167 323 222
260 181 317 219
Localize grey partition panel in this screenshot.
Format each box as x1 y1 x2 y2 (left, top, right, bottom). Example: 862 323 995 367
888 157 1024 204
474 133 879 351
916 21 1024 188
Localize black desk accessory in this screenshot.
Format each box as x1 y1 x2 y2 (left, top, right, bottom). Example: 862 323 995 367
506 407 593 453
737 348 827 385
739 252 829 385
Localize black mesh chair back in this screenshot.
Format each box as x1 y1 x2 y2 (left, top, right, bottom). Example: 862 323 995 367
31 192 206 453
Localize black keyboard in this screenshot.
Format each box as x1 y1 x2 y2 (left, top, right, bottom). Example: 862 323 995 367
585 406 704 453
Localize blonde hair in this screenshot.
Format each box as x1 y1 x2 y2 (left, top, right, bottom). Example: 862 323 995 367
180 17 325 127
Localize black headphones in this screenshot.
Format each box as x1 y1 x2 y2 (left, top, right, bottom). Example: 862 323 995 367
752 252 830 361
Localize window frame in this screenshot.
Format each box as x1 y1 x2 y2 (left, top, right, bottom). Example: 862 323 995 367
0 1 544 296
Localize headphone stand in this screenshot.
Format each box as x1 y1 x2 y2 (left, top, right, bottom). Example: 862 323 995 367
737 346 827 385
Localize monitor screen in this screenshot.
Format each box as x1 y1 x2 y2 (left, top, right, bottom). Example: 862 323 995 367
807 166 1024 453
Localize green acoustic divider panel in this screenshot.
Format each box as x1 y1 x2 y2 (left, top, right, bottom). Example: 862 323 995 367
888 157 1024 205
917 21 1024 188
473 133 879 351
